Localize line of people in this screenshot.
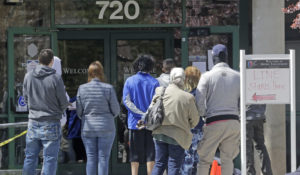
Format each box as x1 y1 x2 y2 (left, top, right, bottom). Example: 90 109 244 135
21 44 273 175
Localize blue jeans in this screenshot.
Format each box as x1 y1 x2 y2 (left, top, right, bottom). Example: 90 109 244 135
82 132 115 175
22 121 61 175
152 140 185 175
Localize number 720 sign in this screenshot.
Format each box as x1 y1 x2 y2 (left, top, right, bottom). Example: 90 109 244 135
96 0 140 20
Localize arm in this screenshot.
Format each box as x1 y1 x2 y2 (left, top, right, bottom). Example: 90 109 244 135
122 80 145 115
188 96 200 129
109 87 120 117
56 76 69 112
76 87 83 119
195 75 208 116
22 74 28 104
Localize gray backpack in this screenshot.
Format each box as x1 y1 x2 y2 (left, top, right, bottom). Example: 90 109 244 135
144 87 166 131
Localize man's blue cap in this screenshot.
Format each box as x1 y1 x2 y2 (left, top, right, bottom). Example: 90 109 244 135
212 44 228 57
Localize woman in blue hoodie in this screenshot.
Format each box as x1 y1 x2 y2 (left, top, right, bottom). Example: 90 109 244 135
76 61 120 175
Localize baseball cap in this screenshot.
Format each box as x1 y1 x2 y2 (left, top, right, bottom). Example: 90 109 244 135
212 44 228 57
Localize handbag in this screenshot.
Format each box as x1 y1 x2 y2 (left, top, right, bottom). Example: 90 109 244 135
143 87 166 131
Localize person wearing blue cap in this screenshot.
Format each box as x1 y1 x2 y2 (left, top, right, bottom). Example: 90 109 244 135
195 44 240 175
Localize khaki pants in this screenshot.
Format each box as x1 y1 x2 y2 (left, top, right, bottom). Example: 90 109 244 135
197 120 240 175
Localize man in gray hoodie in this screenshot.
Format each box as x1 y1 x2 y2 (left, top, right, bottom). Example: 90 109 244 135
22 49 69 175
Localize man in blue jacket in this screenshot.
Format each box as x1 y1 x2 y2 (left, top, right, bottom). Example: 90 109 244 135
123 55 159 175
22 49 69 175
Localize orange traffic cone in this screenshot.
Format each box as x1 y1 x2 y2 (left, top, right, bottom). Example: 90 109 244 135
210 160 221 175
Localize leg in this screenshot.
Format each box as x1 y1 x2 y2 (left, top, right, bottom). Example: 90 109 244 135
168 144 185 175
82 137 98 175
182 128 203 175
145 130 155 175
129 129 145 175
152 140 168 175
219 120 240 175
131 162 139 175
98 132 115 175
147 161 155 175
66 139 76 163
246 121 256 175
41 138 61 175
22 134 42 175
253 120 273 175
196 124 223 175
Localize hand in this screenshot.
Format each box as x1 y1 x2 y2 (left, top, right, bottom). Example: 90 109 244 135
136 120 145 130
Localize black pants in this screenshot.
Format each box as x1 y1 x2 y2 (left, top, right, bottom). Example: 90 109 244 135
246 120 273 175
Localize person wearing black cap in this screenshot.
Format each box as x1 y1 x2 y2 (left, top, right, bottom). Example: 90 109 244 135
195 44 240 175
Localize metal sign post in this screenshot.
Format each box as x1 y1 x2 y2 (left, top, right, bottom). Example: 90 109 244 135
240 49 296 174
290 49 296 171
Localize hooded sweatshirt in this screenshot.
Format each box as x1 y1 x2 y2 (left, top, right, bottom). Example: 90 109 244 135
156 73 170 87
23 64 69 122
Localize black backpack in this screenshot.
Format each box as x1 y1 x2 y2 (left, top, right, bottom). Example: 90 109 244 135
144 87 166 131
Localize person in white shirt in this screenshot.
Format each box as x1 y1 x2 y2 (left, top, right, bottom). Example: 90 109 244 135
196 44 240 175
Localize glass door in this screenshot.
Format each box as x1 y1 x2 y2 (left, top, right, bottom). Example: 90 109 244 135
110 31 174 175
7 28 56 168
56 30 109 175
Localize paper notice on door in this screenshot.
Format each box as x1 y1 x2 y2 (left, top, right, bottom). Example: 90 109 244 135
192 62 206 73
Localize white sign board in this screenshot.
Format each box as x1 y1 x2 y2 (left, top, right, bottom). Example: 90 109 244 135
240 50 296 174
245 59 290 104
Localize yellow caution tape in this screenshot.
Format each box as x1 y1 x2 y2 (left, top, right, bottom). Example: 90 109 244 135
0 130 27 147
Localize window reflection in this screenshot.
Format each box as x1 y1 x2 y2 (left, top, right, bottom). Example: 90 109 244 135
186 0 239 26
0 119 8 168
0 0 50 28
14 35 50 113
188 34 233 71
58 40 104 98
55 0 182 25
0 41 8 114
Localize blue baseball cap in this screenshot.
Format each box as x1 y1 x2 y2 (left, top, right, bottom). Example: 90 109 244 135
212 44 228 57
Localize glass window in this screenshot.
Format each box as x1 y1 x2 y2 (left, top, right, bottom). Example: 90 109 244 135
0 119 8 168
188 34 233 72
174 28 182 67
15 118 28 165
14 35 51 113
186 0 239 27
58 40 105 98
0 41 8 114
0 0 50 28
55 0 182 25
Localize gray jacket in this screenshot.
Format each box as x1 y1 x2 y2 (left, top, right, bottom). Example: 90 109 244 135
246 104 266 120
156 73 170 87
196 63 240 119
23 65 69 122
76 78 120 137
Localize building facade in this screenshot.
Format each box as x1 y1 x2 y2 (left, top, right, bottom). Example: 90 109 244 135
0 0 298 174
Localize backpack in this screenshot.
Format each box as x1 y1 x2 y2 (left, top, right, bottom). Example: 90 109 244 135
144 87 166 131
